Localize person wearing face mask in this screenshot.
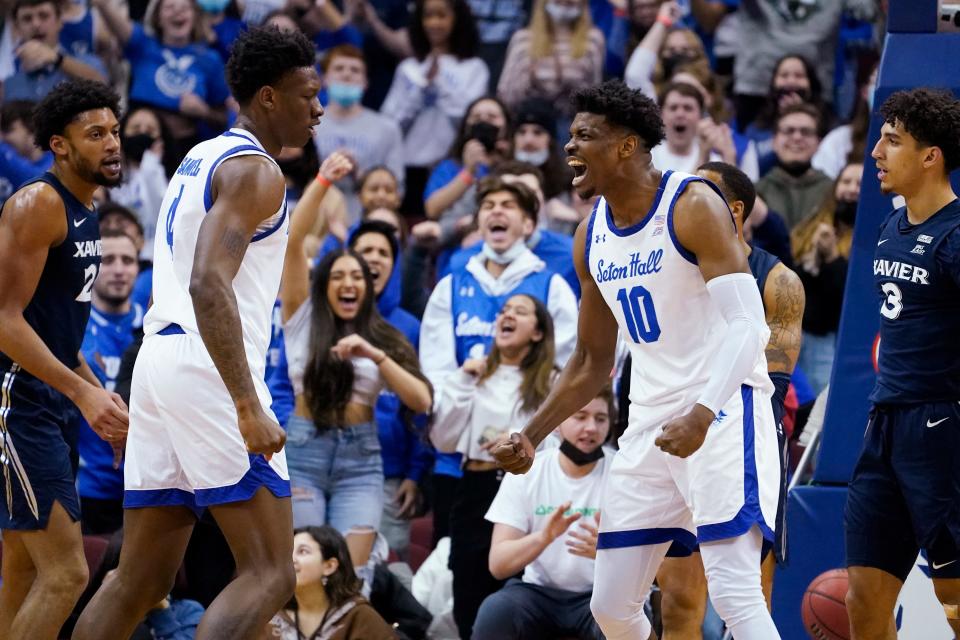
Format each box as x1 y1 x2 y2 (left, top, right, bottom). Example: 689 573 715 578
419 178 577 563
441 160 580 297
510 98 574 206
624 2 701 100
731 0 876 133
788 162 861 395
197 0 244 63
108 107 170 263
756 103 833 230
496 0 604 132
744 54 832 176
471 387 613 640
314 45 405 224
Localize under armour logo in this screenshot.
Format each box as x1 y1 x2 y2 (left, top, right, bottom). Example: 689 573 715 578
458 286 475 297
595 233 607 244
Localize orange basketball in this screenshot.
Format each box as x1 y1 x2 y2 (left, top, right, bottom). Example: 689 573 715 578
801 568 850 640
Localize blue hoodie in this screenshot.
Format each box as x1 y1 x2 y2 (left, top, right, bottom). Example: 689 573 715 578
266 225 433 483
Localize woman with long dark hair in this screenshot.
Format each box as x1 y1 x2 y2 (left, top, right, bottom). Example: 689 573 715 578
429 293 556 639
280 154 433 575
267 526 397 639
744 54 831 176
380 0 489 214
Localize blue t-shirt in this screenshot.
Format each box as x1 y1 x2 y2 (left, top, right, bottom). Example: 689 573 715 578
0 141 42 204
59 7 95 57
77 303 145 499
4 50 107 103
125 24 230 113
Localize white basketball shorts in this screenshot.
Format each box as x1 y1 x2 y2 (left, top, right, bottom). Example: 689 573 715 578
597 385 779 554
123 328 289 515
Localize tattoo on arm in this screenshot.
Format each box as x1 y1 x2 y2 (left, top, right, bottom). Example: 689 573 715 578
192 224 258 410
766 271 804 374
219 227 248 260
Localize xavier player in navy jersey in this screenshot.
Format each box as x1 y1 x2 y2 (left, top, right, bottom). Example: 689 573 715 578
845 88 960 639
0 79 128 639
655 161 805 636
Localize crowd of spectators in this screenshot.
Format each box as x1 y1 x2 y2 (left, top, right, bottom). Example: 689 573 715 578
0 0 888 636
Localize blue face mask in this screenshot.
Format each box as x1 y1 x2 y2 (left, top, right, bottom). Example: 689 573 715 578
327 83 364 108
197 0 229 13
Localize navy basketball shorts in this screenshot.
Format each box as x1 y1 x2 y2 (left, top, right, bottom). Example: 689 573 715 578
845 402 960 581
0 363 82 530
762 415 788 565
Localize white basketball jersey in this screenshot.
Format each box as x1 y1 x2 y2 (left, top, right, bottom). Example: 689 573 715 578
585 170 771 414
144 128 288 379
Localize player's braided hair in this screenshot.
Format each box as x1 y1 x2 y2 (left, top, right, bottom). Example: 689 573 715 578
226 26 316 105
571 79 665 152
880 88 960 173
31 80 120 152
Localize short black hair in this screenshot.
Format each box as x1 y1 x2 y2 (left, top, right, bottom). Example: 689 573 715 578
775 102 822 135
697 161 757 220
12 0 59 19
880 88 960 173
659 81 705 112
349 219 400 262
1 100 37 134
493 160 545 186
226 26 316 105
98 202 145 238
409 0 478 61
476 176 540 221
571 80 665 151
32 80 120 152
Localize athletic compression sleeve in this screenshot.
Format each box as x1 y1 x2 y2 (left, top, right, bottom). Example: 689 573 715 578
696 272 770 416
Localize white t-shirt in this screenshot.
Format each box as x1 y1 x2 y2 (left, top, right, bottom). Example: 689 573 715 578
484 448 609 592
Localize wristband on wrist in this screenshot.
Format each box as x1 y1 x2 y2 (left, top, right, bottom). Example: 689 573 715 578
457 169 474 186
656 14 673 27
315 173 332 187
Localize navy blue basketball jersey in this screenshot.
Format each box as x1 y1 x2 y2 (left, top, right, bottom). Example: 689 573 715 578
0 172 101 372
749 246 781 303
871 200 960 404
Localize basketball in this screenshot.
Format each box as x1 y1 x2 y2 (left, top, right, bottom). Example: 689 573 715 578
801 569 850 640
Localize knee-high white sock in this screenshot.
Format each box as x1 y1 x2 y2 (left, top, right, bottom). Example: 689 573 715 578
590 542 669 640
701 527 781 640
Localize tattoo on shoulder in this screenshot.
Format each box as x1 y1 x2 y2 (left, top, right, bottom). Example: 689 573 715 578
219 228 248 260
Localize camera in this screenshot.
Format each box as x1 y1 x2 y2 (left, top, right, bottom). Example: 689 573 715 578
468 121 500 153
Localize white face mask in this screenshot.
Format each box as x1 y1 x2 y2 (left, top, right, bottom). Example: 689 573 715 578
514 148 550 166
545 1 582 23
481 238 528 264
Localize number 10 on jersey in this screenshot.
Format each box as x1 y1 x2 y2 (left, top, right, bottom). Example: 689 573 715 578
616 285 661 343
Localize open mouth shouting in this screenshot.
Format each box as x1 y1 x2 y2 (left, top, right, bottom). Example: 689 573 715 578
337 291 359 316
568 157 588 188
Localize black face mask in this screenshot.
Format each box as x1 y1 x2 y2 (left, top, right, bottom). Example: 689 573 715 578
122 133 156 163
774 87 812 104
662 51 697 78
559 439 605 466
835 199 858 226
778 159 812 177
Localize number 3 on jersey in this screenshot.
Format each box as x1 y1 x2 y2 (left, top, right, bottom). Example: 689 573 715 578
881 282 903 320
616 285 661 343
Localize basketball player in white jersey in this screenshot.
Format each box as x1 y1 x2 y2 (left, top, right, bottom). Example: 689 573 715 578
73 27 323 640
493 80 782 639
